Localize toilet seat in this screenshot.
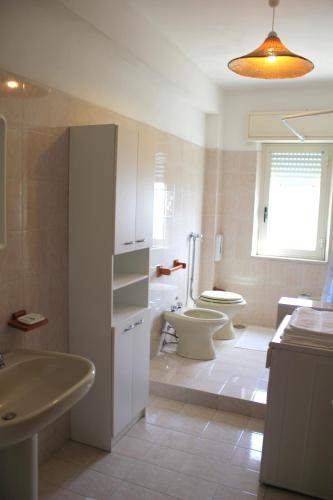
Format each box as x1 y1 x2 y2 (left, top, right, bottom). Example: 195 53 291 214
199 290 244 304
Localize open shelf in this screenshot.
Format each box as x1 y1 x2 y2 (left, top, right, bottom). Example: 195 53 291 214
112 305 148 327
113 273 149 290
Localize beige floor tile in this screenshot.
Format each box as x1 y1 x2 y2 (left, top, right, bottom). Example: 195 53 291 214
217 463 260 493
192 378 227 394
65 468 122 499
256 379 268 391
247 419 265 433
143 443 191 471
171 413 212 434
252 390 267 404
126 461 178 494
148 397 185 412
109 481 173 499
151 325 271 407
201 421 243 445
180 403 216 420
39 480 84 500
221 383 256 401
231 447 262 471
145 407 181 428
227 374 260 389
39 458 83 488
127 419 168 443
158 428 198 452
213 483 258 499
180 453 229 483
39 396 271 500
54 440 106 467
89 452 138 479
113 435 153 460
167 472 218 499
238 431 264 452
213 410 249 428
190 437 235 463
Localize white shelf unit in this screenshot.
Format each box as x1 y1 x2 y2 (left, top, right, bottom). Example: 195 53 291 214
113 273 148 290
69 124 153 451
113 248 150 292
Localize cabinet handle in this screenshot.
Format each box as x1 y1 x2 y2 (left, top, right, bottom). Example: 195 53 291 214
123 241 134 246
135 239 146 243
123 319 144 333
123 324 135 333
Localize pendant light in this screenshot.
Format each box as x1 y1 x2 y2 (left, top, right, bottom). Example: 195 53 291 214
228 0 314 79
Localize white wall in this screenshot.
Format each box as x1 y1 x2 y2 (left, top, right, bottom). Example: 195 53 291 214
222 85 333 150
0 0 221 146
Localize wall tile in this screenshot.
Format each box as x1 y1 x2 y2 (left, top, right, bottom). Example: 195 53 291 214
209 150 330 326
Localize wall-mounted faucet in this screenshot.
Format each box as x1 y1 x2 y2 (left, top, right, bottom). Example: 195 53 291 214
0 353 6 369
170 301 183 312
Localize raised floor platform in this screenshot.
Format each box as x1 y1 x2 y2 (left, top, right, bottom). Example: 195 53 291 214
150 325 274 419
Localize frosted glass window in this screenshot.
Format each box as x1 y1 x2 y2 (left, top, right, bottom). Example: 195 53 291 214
152 152 175 249
255 144 332 261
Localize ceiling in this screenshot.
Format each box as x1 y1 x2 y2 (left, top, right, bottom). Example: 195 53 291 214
128 0 333 89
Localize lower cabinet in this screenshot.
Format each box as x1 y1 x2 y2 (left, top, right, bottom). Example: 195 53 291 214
261 319 333 499
113 310 150 437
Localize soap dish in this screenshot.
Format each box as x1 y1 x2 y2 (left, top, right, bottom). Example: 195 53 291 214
8 310 49 332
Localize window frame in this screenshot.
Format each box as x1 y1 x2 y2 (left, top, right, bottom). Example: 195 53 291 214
253 143 332 262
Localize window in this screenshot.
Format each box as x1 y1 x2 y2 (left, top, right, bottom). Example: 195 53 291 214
253 143 332 261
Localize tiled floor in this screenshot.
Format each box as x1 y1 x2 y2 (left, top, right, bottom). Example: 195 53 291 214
39 397 312 499
150 326 274 404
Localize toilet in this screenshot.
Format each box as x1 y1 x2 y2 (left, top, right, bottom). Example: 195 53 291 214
196 290 246 340
164 307 228 360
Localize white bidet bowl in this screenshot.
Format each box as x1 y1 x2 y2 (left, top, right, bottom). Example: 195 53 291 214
164 307 228 360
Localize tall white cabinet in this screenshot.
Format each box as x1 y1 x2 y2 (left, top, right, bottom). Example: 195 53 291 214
69 123 153 451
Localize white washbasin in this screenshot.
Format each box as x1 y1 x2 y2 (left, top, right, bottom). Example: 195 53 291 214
0 350 95 449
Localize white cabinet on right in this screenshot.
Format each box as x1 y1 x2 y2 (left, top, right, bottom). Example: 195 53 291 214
261 316 333 499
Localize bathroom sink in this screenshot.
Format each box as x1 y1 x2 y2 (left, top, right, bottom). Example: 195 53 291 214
0 350 95 449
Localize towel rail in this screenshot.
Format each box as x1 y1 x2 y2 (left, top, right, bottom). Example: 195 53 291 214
156 260 186 277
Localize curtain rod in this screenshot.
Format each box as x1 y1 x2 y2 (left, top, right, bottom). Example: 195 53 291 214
282 109 333 142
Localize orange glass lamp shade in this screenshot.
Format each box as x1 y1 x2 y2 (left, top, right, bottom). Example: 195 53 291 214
228 31 314 79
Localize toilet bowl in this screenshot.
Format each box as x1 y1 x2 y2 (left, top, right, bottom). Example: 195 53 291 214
196 290 246 340
164 307 228 360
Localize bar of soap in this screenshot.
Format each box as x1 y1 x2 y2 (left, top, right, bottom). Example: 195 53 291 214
17 313 46 325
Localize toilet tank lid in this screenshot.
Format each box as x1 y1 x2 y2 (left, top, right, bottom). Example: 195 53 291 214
200 290 243 302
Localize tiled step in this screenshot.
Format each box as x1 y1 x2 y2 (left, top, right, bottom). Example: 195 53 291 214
150 380 266 419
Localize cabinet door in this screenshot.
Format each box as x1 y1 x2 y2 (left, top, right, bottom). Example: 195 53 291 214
114 125 138 254
113 321 134 436
132 311 151 416
262 348 333 499
135 128 154 250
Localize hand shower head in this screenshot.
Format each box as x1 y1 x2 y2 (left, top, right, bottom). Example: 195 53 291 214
189 232 203 240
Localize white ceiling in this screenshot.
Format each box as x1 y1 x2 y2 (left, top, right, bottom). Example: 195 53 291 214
128 0 333 88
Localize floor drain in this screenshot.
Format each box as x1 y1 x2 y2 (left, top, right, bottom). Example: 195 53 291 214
1 412 17 421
